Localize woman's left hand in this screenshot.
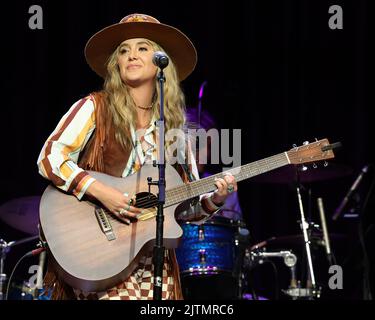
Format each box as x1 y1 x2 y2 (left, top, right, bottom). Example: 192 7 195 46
211 172 238 205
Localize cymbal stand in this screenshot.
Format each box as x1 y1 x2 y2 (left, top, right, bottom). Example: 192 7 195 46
245 247 298 299
0 238 10 300
293 178 321 299
249 249 298 282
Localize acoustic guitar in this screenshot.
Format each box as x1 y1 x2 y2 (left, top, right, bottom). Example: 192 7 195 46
39 139 336 291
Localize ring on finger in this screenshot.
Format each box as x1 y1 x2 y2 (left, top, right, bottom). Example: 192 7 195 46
227 184 235 193
119 208 127 216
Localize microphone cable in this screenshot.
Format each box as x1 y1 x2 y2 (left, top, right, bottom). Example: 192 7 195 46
5 252 31 300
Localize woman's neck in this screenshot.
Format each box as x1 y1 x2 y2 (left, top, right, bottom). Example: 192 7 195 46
128 85 155 129
129 85 154 109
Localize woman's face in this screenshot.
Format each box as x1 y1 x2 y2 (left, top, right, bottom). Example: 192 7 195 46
117 38 158 87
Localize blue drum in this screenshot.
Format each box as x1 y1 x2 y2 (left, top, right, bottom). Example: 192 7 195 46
176 217 238 275
176 217 244 299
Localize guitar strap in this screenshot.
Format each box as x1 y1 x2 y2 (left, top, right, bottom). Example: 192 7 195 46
177 135 197 183
180 163 196 182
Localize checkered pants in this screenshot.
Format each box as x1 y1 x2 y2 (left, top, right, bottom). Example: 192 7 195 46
73 253 175 300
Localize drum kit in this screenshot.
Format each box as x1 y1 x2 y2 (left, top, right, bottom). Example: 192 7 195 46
0 163 352 300
176 163 353 300
0 196 47 300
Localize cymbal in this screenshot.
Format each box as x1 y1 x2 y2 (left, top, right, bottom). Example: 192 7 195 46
0 196 40 235
251 163 353 184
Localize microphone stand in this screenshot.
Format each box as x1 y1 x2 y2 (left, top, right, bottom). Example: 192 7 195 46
332 165 369 221
149 68 166 300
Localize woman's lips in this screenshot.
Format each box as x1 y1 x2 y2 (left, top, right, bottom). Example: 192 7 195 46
127 65 142 70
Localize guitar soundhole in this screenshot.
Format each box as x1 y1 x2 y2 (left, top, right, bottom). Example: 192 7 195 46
135 192 158 208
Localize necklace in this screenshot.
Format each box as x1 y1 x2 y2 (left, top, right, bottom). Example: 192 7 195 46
137 104 153 110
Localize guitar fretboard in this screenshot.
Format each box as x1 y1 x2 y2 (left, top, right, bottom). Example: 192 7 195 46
165 152 290 207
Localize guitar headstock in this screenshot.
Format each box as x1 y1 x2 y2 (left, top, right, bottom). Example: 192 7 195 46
287 139 337 165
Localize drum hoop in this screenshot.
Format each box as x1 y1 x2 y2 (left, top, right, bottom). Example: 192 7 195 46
186 217 245 228
180 268 233 276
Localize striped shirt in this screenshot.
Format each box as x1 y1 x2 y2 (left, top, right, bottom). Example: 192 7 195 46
37 95 218 216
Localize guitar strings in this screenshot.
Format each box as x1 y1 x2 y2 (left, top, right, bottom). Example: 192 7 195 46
122 150 290 209
115 145 323 211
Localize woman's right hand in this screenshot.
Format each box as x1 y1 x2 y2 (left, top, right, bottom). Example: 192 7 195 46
86 180 141 224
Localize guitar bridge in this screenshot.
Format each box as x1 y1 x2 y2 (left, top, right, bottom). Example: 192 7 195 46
95 207 116 241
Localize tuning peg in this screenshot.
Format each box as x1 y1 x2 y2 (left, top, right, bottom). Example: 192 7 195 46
324 161 329 167
293 144 297 148
301 165 308 171
303 141 309 145
313 163 317 169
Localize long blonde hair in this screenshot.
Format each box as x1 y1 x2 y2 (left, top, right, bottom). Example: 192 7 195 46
103 39 186 150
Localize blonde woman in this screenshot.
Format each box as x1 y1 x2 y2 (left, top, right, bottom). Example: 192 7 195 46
37 13 238 300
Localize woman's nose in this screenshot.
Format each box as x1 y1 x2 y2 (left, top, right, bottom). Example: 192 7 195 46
128 48 138 60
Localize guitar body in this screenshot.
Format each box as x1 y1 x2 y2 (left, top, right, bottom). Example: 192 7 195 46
40 164 184 292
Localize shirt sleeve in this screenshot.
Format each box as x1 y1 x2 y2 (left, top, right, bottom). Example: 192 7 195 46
37 96 97 199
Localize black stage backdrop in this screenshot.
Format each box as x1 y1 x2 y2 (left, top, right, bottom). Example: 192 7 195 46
0 0 373 300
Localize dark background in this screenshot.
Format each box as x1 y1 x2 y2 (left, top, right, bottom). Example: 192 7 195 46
0 0 373 300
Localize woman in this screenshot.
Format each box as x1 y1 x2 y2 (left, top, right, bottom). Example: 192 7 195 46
37 13 238 300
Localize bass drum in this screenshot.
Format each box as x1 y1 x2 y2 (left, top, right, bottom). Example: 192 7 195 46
176 216 245 299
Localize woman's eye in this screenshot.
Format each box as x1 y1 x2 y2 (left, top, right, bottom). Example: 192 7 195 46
139 47 148 51
119 48 128 54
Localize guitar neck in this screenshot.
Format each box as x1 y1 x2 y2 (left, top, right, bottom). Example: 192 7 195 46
165 151 290 207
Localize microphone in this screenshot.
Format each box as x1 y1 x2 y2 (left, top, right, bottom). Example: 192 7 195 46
332 165 369 221
317 197 335 266
152 51 169 69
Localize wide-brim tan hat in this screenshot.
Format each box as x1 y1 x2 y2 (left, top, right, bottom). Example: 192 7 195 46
85 13 197 81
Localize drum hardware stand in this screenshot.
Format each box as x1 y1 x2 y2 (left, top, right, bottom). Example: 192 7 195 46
0 238 10 300
233 227 250 299
283 286 321 300
0 235 39 300
244 248 298 299
292 161 321 299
